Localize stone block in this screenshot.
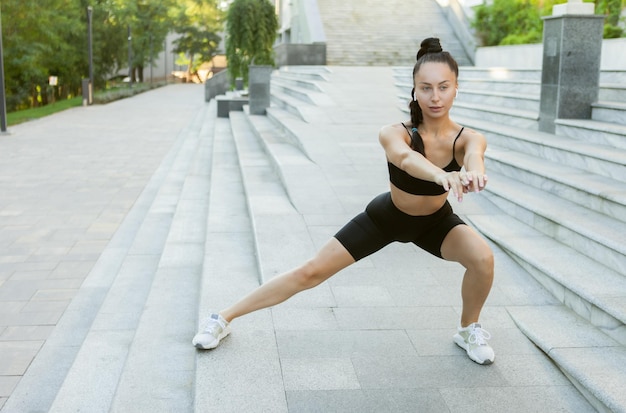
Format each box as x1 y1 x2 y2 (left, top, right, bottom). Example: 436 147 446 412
216 95 248 118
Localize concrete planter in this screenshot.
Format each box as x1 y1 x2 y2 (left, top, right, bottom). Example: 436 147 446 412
249 65 273 115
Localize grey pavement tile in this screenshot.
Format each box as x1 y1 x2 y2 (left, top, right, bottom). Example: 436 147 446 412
332 285 395 307
11 261 60 272
271 307 339 331
0 256 28 265
276 329 417 359
195 320 287 412
32 288 80 301
281 357 360 391
279 281 337 308
21 300 69 314
0 375 20 398
494 354 571 386
286 388 449 413
0 325 55 341
351 354 507 389
0 301 26 314
0 281 38 301
49 260 95 280
0 309 64 326
8 270 52 281
439 385 595 413
333 306 460 331
0 341 43 375
387 283 462 307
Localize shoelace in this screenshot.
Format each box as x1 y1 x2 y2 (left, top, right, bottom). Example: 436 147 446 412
204 317 225 336
467 326 491 346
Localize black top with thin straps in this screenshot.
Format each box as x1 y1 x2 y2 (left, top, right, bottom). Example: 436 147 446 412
387 124 463 196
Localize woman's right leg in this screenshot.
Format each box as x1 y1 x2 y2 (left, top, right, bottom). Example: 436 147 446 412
220 237 355 322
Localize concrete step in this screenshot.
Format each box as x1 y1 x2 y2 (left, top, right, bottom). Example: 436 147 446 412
271 79 335 107
266 106 351 166
2 100 214 413
467 213 626 347
452 114 626 182
457 88 539 112
194 114 288 412
507 305 626 413
271 72 325 92
244 110 344 216
270 88 321 123
485 174 626 276
451 102 539 130
592 101 626 126
600 70 626 84
555 118 626 150
48 101 215 413
229 110 317 283
316 0 472 66
461 78 541 95
457 67 542 81
485 146 626 225
599 83 626 104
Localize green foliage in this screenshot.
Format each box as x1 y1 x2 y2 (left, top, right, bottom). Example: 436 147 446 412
0 0 223 111
472 0 546 46
170 0 224 82
92 81 166 104
603 23 624 38
225 0 278 86
472 0 623 46
7 97 82 126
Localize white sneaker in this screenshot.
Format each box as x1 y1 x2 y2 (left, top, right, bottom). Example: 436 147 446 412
453 322 495 365
192 313 231 350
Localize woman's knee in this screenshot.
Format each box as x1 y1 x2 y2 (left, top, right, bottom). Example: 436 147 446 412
467 246 494 276
293 259 327 289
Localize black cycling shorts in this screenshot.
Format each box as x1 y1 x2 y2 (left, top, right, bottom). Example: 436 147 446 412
334 192 466 261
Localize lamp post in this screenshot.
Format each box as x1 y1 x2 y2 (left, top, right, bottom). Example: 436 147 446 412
0 5 7 133
87 6 94 104
87 7 93 87
127 25 133 88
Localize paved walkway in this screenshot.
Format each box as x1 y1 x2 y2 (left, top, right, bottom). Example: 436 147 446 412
0 72 597 412
0 84 206 409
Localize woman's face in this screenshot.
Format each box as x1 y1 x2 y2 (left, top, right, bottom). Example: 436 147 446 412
413 62 458 118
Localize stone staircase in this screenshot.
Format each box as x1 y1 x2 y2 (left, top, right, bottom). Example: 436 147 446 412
5 65 622 412
315 0 472 66
395 66 626 412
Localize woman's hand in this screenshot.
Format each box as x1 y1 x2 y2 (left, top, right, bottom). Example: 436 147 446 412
435 170 488 202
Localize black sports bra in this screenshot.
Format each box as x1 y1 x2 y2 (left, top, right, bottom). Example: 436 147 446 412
387 124 463 196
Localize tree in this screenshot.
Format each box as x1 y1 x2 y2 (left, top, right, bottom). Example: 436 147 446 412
472 0 625 46
225 0 278 87
171 0 224 82
596 0 625 38
2 0 87 110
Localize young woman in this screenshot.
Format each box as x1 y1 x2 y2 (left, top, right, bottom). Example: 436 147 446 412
193 38 495 365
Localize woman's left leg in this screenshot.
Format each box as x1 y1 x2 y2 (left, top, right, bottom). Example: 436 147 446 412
440 224 494 327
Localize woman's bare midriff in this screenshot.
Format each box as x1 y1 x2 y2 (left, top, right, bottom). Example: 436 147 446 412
389 184 449 216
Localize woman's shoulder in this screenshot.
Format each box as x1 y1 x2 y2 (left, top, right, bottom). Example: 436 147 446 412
457 126 487 148
379 122 411 139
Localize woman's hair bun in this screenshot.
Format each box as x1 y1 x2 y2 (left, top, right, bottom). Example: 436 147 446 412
416 37 443 61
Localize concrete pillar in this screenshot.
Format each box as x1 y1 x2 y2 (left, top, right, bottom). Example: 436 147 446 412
248 65 273 115
538 0 605 133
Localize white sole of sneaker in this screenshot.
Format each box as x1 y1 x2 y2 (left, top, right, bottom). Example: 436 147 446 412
193 326 231 350
453 333 494 365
